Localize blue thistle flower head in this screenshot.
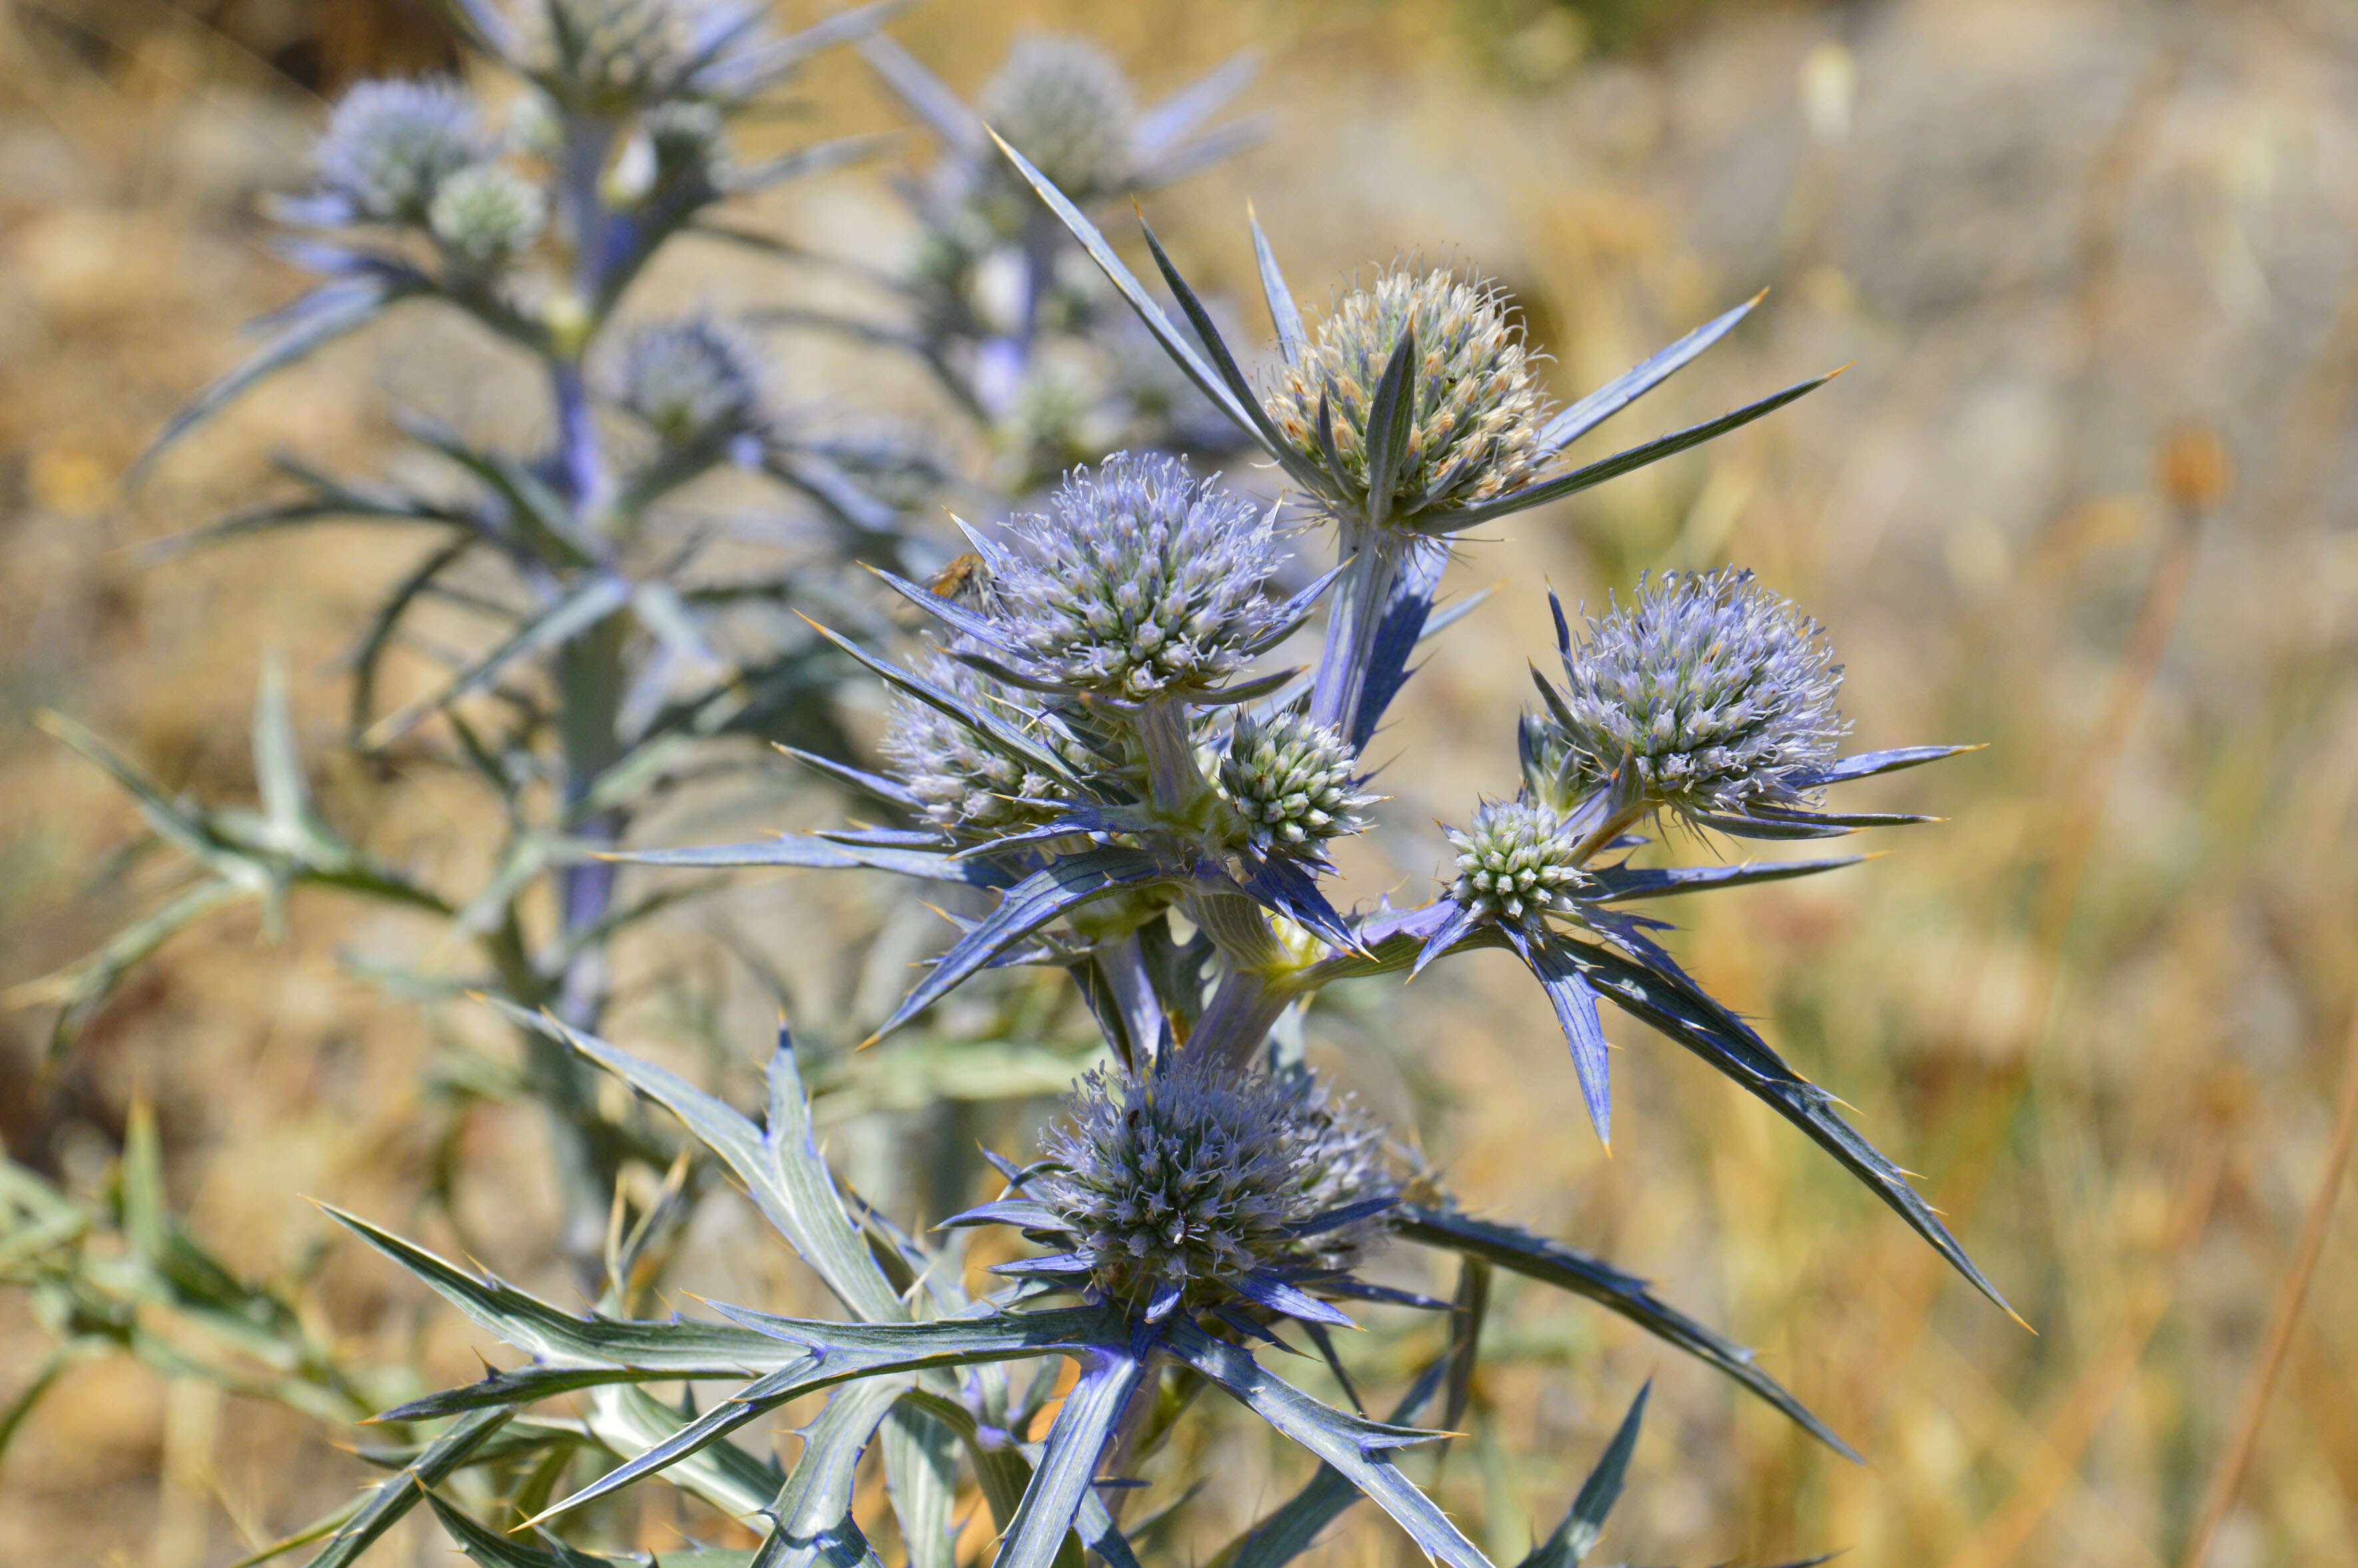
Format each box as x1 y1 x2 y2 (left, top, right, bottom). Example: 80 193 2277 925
315 79 483 224
1263 266 1552 526
880 657 1078 837
1219 710 1376 857
1034 1052 1395 1315
616 316 768 445
510 0 771 112
978 453 1287 702
978 34 1136 204
427 162 546 268
1445 796 1588 926
1528 568 1846 821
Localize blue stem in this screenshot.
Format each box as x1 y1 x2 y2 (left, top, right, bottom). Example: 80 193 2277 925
1306 522 1403 737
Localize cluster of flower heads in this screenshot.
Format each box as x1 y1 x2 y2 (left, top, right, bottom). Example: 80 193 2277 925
1030 1051 1395 1314
1525 568 1846 822
968 452 1288 701
1265 267 1553 524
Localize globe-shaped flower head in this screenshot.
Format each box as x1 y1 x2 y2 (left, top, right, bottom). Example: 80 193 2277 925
980 453 1287 701
429 164 546 268
880 658 1075 838
617 316 768 445
516 0 761 111
978 35 1135 204
315 79 482 224
1527 568 1846 822
1219 711 1376 857
1446 797 1588 926
1264 267 1552 525
1034 1053 1395 1314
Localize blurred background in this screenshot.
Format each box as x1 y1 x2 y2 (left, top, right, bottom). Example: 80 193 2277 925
4 0 2357 1564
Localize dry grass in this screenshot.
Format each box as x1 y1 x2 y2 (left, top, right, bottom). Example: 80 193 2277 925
5 0 2358 1564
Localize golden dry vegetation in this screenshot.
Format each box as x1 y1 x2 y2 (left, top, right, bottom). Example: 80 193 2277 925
4 1 2358 1565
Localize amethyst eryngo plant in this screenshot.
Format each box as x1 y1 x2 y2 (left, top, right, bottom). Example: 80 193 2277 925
3 12 2007 1567
12 1 944 1290
294 150 2017 1564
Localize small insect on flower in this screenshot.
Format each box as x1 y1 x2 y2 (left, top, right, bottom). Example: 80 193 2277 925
315 79 483 225
1220 710 1376 857
1527 567 1847 824
1029 1052 1396 1317
925 550 991 607
1446 796 1588 926
616 315 769 445
973 452 1288 701
1265 266 1553 526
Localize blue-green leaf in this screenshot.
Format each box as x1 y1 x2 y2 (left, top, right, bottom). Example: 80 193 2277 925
866 848 1170 1044
1518 1382 1647 1568
324 1205 806 1372
1358 328 1420 529
491 1003 905 1323
803 620 1085 793
136 277 424 475
987 135 1275 462
299 1409 509 1568
745 1376 903 1568
1215 1360 1451 1568
992 1349 1146 1568
1248 208 1305 367
1587 857 1864 902
1535 294 1761 456
1791 743 1979 787
1429 373 1835 532
425 1492 612 1567
1549 932 2017 1320
1165 1322 1487 1568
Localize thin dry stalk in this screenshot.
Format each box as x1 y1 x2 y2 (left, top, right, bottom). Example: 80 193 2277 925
2175 1002 2358 1568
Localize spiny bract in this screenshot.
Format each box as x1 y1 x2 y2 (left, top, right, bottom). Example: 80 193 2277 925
315 79 483 224
980 452 1286 701
1220 711 1374 856
617 316 768 443
1034 1054 1394 1310
1265 267 1552 523
1531 567 1846 821
978 34 1135 203
1446 796 1587 925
